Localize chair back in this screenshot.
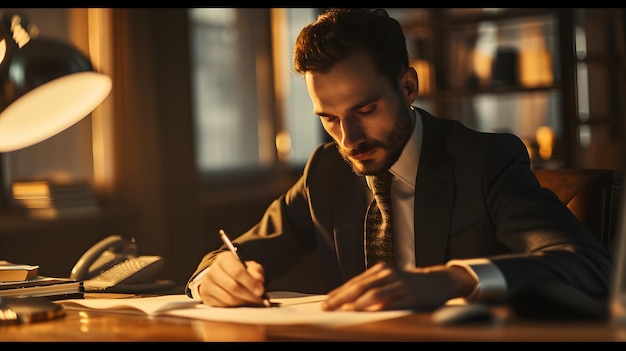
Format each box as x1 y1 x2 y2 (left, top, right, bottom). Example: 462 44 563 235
533 168 623 252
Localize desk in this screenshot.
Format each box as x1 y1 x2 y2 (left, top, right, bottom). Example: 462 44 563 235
1 297 626 341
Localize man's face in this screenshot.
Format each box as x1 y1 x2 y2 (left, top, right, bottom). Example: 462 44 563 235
305 53 415 176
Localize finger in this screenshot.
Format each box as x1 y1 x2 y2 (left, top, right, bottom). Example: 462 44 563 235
340 271 404 311
325 263 386 297
323 264 389 307
323 264 394 311
245 260 268 293
349 279 407 311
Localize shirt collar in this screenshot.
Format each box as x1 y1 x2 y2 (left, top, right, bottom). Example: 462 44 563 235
389 106 422 190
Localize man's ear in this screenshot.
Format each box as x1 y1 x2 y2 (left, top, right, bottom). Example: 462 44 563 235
400 67 419 104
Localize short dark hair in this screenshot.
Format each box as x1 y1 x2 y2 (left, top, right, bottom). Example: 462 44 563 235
293 8 409 85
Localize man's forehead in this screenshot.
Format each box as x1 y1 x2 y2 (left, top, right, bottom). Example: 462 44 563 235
305 56 387 113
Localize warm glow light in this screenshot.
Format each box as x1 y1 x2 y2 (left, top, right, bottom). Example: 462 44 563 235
276 131 292 158
0 71 112 152
519 50 553 87
11 181 50 198
518 20 553 87
472 50 493 86
0 39 5 65
536 125 554 160
88 7 115 194
410 59 432 95
9 15 31 48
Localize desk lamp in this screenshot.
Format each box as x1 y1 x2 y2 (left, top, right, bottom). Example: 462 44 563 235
0 12 111 210
0 12 111 324
0 13 111 152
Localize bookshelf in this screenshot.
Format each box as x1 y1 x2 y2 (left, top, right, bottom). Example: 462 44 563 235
389 8 625 171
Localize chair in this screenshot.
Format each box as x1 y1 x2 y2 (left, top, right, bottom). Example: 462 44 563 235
533 168 623 252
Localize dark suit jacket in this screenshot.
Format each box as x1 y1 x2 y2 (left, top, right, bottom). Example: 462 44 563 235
187 108 612 301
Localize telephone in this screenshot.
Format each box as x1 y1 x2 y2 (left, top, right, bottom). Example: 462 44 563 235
70 235 174 293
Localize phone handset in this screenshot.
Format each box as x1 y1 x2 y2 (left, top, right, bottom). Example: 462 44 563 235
70 235 166 292
70 235 130 281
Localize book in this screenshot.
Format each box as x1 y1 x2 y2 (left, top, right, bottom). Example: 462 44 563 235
11 181 94 199
0 261 39 282
20 204 100 220
0 276 84 301
13 195 100 209
11 180 101 220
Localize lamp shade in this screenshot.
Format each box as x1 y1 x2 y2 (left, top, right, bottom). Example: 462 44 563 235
0 13 111 152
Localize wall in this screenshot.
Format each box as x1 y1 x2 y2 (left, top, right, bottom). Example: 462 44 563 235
1 8 624 290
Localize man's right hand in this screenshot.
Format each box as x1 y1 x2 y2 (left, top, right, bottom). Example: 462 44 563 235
197 251 269 307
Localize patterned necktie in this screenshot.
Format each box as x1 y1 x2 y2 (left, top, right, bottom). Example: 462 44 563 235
364 171 394 268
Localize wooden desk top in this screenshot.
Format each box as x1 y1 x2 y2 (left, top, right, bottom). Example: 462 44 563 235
2 308 626 342
1 297 626 342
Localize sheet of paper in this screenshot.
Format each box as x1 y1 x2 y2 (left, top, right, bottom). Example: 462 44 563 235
59 294 200 315
168 301 411 327
58 292 413 327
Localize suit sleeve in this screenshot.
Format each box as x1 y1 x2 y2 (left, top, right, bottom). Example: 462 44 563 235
482 133 612 300
185 144 328 296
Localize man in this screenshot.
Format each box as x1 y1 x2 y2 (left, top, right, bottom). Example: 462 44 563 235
186 8 612 312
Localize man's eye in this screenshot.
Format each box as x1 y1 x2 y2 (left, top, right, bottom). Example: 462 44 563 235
357 106 376 115
320 116 338 123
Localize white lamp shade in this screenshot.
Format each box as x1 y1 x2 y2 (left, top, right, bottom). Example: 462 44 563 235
0 71 111 152
0 13 112 152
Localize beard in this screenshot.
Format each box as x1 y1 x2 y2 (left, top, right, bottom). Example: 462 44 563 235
337 104 414 177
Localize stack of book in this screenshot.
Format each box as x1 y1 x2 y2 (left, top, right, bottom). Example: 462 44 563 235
0 261 83 301
0 276 84 301
11 180 100 219
0 261 39 281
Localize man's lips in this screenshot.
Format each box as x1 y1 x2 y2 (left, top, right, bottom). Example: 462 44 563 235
350 148 377 161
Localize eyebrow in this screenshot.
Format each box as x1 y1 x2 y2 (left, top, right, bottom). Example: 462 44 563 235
314 97 380 117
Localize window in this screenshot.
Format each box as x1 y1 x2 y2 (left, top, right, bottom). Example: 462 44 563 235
188 8 321 186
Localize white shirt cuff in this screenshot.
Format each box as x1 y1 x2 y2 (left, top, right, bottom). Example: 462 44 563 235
188 267 209 300
446 258 507 302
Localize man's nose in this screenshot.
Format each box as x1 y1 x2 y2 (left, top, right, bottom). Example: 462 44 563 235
339 117 364 150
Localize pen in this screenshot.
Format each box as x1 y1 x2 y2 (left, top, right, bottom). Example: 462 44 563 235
219 229 272 308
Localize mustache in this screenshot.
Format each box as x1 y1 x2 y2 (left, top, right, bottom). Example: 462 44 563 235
344 141 385 157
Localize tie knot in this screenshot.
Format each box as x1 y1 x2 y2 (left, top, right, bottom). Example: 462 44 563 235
369 172 393 195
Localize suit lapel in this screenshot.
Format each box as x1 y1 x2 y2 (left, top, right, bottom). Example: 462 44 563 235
414 111 455 266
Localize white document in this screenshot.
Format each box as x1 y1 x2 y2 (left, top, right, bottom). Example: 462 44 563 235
59 294 200 315
58 291 412 327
